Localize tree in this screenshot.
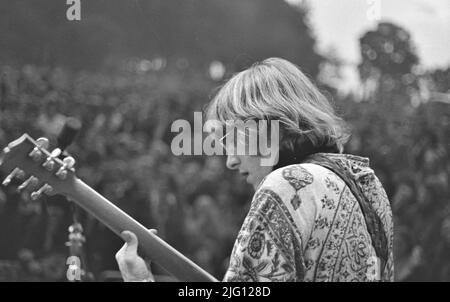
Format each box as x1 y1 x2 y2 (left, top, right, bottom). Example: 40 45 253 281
0 0 323 76
358 22 419 81
341 21 450 281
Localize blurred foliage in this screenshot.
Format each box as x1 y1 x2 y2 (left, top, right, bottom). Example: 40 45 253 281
0 0 322 76
341 22 450 281
0 64 256 281
0 63 448 282
0 2 449 282
358 22 419 80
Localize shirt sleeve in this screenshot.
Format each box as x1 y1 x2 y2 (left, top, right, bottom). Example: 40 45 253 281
223 187 305 282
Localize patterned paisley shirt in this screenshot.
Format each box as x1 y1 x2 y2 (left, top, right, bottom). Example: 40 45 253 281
223 153 394 282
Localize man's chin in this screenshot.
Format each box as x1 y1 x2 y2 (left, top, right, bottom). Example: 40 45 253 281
246 175 252 184
247 177 259 190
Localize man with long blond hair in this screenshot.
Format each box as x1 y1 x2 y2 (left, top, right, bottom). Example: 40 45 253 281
115 58 394 282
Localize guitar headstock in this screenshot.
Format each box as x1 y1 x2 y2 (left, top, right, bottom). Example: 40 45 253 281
0 134 77 200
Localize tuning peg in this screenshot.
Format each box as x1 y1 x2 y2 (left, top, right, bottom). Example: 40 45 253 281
18 176 39 192
50 148 62 158
2 168 26 186
42 157 56 171
55 156 76 180
36 138 50 149
55 167 68 180
43 146 68 172
63 156 76 169
30 184 53 201
28 138 50 162
28 148 43 162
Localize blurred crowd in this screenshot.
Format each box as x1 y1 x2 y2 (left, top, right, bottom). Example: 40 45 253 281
0 63 255 281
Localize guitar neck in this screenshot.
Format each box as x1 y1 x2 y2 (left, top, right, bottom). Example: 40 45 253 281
66 177 218 282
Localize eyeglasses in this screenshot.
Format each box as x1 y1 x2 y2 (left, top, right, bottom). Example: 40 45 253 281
218 126 260 155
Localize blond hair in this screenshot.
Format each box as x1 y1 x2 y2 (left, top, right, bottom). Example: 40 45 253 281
205 57 350 153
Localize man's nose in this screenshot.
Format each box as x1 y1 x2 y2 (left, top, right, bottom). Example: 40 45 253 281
226 154 240 170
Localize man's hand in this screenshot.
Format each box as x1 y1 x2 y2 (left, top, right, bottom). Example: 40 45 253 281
115 229 157 282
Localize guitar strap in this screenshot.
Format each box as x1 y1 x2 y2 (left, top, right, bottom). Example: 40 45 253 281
302 153 388 277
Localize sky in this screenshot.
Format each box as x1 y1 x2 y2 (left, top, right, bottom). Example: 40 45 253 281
286 0 450 91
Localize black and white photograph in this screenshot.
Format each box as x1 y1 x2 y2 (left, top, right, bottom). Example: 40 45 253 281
0 0 449 286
